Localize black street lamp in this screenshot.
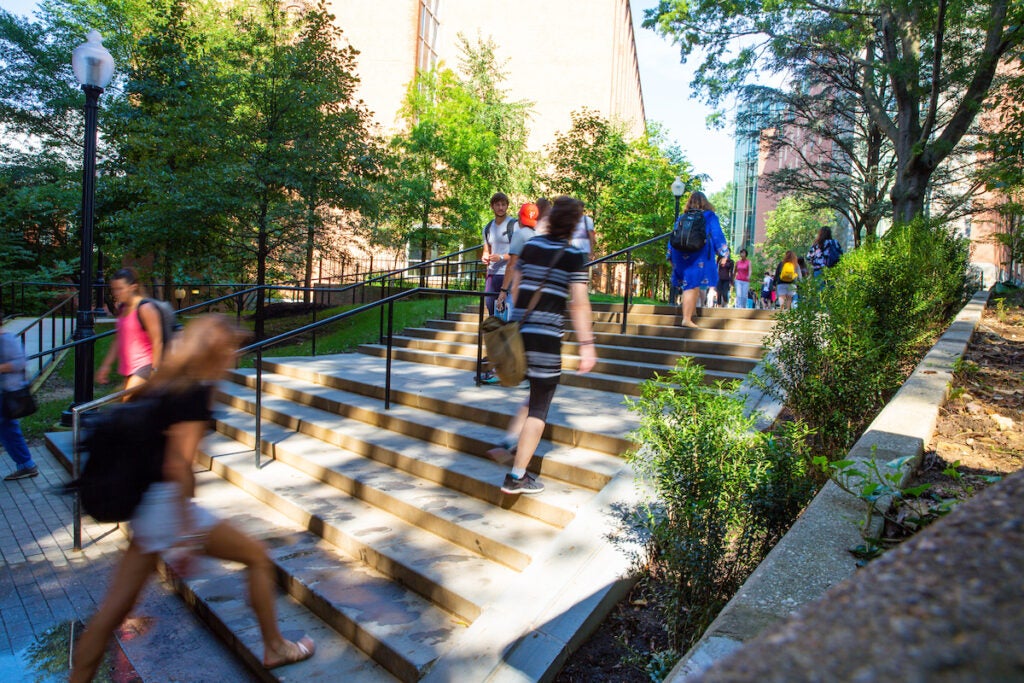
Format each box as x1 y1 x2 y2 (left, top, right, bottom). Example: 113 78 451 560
64 30 114 424
671 175 686 221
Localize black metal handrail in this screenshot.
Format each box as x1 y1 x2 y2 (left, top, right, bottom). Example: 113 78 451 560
585 231 672 333
239 286 490 469
14 292 78 381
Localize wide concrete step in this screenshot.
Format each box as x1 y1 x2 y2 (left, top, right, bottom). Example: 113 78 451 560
427 317 770 346
355 345 746 390
248 357 636 456
589 301 776 321
197 432 519 624
184 472 447 682
403 326 766 359
386 335 759 375
447 309 775 332
214 406 565 571
222 371 624 496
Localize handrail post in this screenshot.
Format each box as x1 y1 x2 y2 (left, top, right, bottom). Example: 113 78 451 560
255 347 263 468
311 303 318 357
476 295 485 385
622 253 633 334
72 407 82 552
385 299 395 410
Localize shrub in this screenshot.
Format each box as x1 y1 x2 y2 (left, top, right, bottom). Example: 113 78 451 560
626 358 816 651
757 218 970 457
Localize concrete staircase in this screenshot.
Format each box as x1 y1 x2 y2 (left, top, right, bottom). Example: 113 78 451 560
47 302 774 682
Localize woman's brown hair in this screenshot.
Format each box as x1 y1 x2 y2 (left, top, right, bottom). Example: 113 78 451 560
684 191 715 213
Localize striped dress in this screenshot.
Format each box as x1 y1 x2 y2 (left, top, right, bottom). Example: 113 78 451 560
510 235 588 381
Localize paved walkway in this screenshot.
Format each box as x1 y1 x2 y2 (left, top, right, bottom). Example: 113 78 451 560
0 444 253 681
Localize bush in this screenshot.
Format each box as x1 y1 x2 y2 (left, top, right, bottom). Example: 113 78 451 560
757 218 970 456
626 358 816 651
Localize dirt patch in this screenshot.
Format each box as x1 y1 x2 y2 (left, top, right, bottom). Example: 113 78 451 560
555 576 673 683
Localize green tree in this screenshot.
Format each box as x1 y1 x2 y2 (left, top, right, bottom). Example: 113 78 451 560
759 196 832 266
379 35 533 256
645 0 1024 223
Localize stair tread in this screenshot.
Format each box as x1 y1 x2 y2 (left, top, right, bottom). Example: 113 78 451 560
390 334 759 366
191 472 460 680
199 432 519 622
249 356 639 452
213 404 565 570
224 370 622 479
219 374 622 495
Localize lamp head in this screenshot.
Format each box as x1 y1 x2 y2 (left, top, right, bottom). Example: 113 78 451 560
671 176 686 198
72 30 115 89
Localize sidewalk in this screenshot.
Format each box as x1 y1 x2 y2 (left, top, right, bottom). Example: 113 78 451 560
0 444 253 681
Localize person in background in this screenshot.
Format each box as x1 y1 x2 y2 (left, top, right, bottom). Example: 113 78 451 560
668 191 730 327
70 315 315 682
496 198 549 316
570 205 596 259
807 226 844 276
0 311 37 481
716 253 735 307
480 192 519 316
773 250 801 310
760 272 775 309
733 249 751 309
97 267 163 395
486 197 596 494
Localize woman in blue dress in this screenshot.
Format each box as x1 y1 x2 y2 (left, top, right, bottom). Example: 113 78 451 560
668 191 730 328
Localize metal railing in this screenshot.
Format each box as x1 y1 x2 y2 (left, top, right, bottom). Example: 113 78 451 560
585 231 672 333
240 286 491 468
15 292 77 382
69 386 133 551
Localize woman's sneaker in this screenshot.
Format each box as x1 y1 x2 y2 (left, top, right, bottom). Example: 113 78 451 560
501 472 544 495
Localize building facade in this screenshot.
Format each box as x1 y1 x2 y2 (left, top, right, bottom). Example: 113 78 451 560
324 0 646 147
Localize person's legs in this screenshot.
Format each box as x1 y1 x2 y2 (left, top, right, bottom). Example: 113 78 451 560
681 287 699 327
203 520 314 667
71 543 158 683
502 379 557 494
735 281 749 309
484 273 505 316
0 416 35 470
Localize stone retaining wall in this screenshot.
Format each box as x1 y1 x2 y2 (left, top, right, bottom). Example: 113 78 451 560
666 288 990 682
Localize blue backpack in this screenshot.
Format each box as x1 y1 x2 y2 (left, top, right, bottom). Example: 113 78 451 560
823 239 843 267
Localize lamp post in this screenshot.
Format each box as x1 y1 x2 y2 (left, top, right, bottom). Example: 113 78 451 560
671 176 686 221
65 31 114 423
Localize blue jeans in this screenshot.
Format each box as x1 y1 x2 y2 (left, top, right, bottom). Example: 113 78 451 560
0 413 34 470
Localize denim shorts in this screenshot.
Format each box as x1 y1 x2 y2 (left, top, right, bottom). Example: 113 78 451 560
130 482 218 554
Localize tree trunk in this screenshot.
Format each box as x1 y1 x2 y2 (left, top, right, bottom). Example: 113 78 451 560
303 202 315 305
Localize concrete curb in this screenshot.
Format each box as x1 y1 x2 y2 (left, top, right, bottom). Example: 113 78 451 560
665 288 990 682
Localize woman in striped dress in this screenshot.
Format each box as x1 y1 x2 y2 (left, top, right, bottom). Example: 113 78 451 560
495 196 597 495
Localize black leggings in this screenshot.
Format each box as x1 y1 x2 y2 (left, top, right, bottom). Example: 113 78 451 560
527 377 559 421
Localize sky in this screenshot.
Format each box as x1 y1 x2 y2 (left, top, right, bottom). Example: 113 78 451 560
1 0 736 193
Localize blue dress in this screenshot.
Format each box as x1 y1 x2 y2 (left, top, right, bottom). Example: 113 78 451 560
668 210 730 291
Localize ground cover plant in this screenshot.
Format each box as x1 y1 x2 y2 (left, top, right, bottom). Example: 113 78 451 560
615 358 816 675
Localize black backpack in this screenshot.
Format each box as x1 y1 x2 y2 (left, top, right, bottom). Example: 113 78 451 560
71 398 166 522
670 210 707 252
137 298 183 360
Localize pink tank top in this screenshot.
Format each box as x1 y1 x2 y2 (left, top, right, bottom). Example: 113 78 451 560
116 305 154 376
735 259 751 282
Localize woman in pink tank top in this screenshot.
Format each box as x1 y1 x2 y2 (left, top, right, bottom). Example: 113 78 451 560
97 267 164 396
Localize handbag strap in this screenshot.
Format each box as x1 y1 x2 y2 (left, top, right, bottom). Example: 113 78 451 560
520 242 569 322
